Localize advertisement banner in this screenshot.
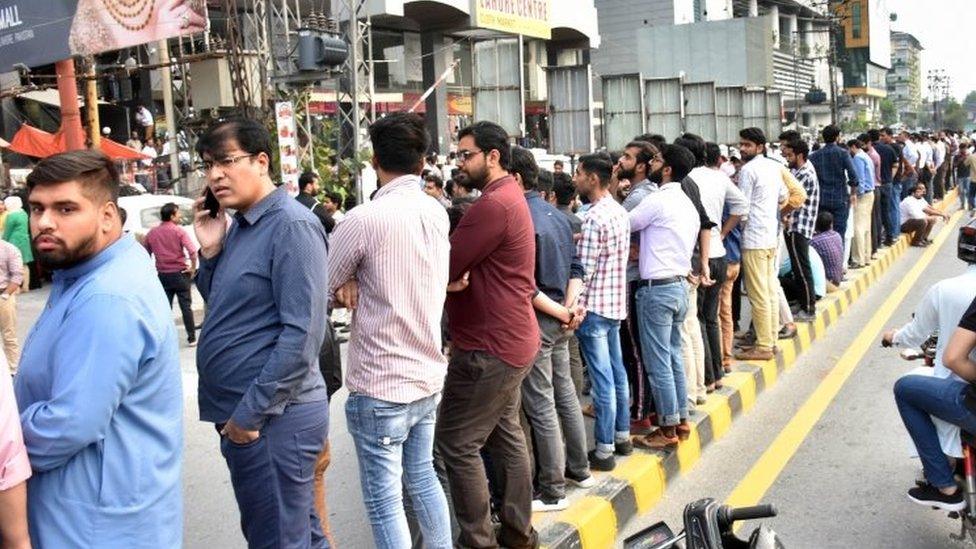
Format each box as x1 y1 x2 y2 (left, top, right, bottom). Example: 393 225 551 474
275 101 300 196
471 0 551 40
0 0 207 73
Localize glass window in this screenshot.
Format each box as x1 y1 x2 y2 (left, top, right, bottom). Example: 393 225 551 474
372 29 423 92
851 3 862 39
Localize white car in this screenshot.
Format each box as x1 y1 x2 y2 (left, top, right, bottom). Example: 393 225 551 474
118 194 199 252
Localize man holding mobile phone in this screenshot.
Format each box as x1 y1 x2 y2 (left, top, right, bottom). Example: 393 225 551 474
193 118 331 548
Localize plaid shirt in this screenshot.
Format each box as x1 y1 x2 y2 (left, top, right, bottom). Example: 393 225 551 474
576 195 629 320
789 162 820 239
810 229 844 285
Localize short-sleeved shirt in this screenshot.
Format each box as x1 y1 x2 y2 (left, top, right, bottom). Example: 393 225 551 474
960 296 976 333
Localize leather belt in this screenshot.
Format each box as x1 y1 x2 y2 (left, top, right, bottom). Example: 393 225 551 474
637 276 683 288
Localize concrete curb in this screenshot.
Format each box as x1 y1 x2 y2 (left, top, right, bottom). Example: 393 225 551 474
536 191 959 549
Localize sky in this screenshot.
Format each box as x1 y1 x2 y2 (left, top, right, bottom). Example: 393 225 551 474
886 0 973 102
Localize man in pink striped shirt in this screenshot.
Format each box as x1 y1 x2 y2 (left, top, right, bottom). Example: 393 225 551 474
0 354 31 548
328 112 452 549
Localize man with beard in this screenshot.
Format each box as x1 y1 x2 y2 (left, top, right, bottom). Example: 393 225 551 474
782 139 820 322
14 150 182 547
437 121 539 549
616 140 662 430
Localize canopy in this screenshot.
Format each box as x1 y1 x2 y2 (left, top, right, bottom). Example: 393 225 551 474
5 125 149 161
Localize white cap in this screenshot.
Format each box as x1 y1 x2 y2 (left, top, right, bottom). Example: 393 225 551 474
102 126 111 135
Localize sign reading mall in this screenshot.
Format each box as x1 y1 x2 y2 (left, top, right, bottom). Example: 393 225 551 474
472 0 551 40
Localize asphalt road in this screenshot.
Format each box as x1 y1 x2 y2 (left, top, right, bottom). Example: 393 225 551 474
621 212 974 549
11 211 971 549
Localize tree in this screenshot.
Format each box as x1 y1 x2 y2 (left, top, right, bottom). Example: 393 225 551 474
879 98 898 126
943 98 969 132
963 90 976 111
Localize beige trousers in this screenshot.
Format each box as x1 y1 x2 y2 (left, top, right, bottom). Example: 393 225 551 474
852 192 875 266
0 294 19 374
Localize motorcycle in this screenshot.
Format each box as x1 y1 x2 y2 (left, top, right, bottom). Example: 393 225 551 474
624 499 784 549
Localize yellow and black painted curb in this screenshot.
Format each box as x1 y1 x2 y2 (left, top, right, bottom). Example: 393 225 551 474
536 190 959 549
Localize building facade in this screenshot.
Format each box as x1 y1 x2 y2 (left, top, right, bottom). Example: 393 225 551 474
833 0 891 123
886 30 923 125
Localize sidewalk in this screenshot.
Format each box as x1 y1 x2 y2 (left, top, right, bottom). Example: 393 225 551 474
533 191 959 549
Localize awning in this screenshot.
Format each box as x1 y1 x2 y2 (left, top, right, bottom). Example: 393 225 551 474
7 125 149 160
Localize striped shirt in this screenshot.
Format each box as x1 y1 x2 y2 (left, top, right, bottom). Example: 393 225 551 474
328 174 450 403
576 194 630 320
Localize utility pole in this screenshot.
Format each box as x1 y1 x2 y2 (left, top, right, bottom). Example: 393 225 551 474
158 39 180 183
928 68 946 129
55 59 85 151
84 57 100 148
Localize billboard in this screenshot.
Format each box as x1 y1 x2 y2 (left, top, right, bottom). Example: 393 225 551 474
274 101 300 195
471 0 551 40
0 1 207 73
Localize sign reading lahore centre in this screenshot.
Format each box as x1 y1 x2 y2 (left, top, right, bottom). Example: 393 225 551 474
472 0 551 40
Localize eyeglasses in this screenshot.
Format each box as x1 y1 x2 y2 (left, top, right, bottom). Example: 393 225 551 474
457 149 484 162
202 154 256 172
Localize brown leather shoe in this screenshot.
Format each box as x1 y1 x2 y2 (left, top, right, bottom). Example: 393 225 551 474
582 403 596 418
676 421 692 441
633 430 680 449
734 347 775 361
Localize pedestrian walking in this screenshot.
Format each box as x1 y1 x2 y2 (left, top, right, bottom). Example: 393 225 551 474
15 150 183 547
193 119 330 548
144 202 199 346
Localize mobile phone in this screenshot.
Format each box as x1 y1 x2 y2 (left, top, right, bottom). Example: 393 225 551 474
204 187 220 218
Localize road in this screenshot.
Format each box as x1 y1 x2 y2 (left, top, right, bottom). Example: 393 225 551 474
10 211 970 549
621 211 974 549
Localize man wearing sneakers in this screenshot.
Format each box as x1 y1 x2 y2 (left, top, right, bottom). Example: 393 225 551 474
571 153 632 471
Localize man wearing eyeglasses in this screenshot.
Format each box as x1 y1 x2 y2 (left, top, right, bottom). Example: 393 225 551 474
192 119 331 548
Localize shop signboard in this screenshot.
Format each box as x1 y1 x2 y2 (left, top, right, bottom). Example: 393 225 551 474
0 0 207 72
471 0 551 40
275 101 300 195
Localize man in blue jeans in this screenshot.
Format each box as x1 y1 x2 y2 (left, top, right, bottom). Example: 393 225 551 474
572 153 632 471
328 113 452 548
809 125 859 242
884 223 976 511
629 144 701 448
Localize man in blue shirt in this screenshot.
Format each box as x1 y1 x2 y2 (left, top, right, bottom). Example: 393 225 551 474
809 124 859 243
193 119 330 548
848 138 876 268
510 146 592 512
15 150 182 547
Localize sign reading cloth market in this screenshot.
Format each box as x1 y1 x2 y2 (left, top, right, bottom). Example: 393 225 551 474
471 0 551 40
0 1 207 73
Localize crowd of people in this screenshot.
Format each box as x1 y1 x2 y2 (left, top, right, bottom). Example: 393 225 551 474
0 111 969 549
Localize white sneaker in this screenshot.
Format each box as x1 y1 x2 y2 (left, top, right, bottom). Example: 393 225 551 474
566 473 597 489
532 498 569 512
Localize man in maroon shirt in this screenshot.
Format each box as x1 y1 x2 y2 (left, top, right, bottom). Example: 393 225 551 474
144 203 198 345
436 121 539 549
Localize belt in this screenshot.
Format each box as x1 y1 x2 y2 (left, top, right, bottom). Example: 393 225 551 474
637 276 683 288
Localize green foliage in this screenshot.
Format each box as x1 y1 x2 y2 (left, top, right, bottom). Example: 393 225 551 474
943 98 968 132
840 118 869 134
963 91 976 110
879 98 898 126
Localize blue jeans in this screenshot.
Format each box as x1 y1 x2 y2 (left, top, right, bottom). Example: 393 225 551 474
636 281 689 426
346 393 451 549
877 182 897 243
894 375 976 488
960 176 973 210
821 200 851 243
219 401 329 549
892 180 904 229
576 312 630 452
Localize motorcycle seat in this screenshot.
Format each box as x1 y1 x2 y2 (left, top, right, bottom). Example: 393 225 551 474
962 430 976 448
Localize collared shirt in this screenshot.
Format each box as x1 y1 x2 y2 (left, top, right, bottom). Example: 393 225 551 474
526 190 580 303
689 166 748 258
0 240 23 286
329 174 449 403
296 192 337 233
789 162 820 239
629 182 699 280
852 151 876 194
810 229 844 285
621 178 657 211
875 142 897 184
933 141 946 168
557 204 583 235
902 139 920 168
144 221 197 273
576 193 630 320
0 354 29 492
809 142 859 205
917 141 933 169
15 236 182 547
447 174 539 367
738 155 789 250
900 195 931 222
196 188 329 429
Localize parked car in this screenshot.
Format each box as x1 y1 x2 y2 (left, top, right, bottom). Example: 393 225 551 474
118 194 199 252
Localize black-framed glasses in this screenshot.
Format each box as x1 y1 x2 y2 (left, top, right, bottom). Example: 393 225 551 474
202 154 256 172
457 149 484 162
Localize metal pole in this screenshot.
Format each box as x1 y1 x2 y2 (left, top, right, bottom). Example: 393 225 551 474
349 0 362 203
158 39 180 183
55 59 86 151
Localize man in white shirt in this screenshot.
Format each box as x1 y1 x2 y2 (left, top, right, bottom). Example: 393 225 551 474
629 144 700 449
686 140 747 395
917 134 935 201
900 183 948 247
135 104 154 141
734 128 805 361
140 137 158 168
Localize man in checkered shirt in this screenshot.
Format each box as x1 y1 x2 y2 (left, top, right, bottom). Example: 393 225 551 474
570 153 632 472
782 139 821 322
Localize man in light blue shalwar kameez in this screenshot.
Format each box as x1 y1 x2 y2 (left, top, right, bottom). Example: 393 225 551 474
13 150 183 548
